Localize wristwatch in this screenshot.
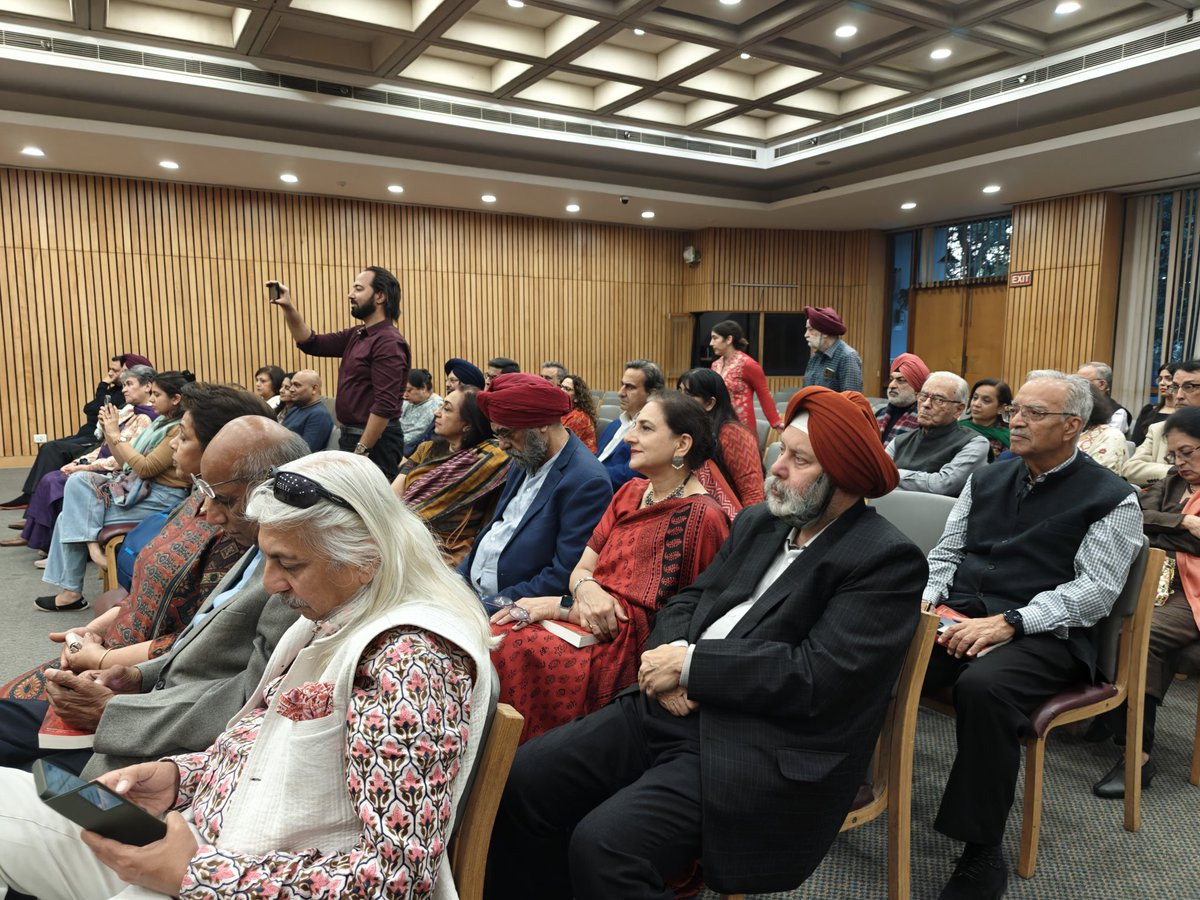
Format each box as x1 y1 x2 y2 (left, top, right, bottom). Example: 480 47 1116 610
116 435 129 444
1002 608 1025 638
353 442 370 456
558 593 574 620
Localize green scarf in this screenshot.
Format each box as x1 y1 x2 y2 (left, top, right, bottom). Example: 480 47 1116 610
124 414 177 474
960 419 1010 447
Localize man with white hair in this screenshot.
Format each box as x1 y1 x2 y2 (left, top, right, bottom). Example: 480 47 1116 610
921 370 1141 900
885 371 989 496
1077 361 1130 434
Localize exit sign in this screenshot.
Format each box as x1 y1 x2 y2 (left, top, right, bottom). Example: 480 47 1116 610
1009 270 1033 287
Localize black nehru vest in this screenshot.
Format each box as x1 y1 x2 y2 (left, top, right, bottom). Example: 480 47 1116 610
891 422 976 472
947 452 1135 675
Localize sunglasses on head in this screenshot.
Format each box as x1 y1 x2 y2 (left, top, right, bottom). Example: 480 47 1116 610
269 467 357 513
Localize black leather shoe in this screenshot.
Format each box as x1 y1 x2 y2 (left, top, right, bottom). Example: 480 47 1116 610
1093 756 1156 799
0 495 29 510
938 844 1008 900
34 595 88 612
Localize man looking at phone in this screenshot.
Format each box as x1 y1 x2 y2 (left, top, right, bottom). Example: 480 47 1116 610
268 267 410 480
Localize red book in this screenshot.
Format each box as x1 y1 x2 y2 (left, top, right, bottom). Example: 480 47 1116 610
38 706 96 750
933 604 1011 657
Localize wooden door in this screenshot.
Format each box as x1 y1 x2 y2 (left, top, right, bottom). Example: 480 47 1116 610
963 284 1007 388
912 286 966 374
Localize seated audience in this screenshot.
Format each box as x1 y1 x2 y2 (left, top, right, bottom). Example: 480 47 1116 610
596 359 664 488
1078 384 1128 473
487 356 521 385
281 369 333 452
0 419 308 777
461 374 611 605
0 390 276 705
709 319 783 432
886 371 989 495
1125 359 1200 486
488 386 925 899
1079 361 1131 433
560 372 598 452
253 364 285 409
0 452 494 900
444 356 486 393
960 378 1012 461
399 367 443 456
541 360 567 385
0 354 139 511
2 365 158 553
876 352 929 444
396 387 511 565
677 367 764 511
37 371 195 611
274 371 295 421
922 370 1141 899
491 391 729 741
1131 363 1177 446
1091 406 1200 799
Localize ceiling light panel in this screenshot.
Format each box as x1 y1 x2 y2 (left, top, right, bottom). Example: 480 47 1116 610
441 7 598 59
661 0 782 26
782 7 912 53
881 36 1004 74
399 48 531 93
604 29 675 54
1001 0 1130 35
105 0 254 49
470 0 564 30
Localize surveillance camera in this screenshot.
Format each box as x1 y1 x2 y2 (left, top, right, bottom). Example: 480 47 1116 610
620 196 630 205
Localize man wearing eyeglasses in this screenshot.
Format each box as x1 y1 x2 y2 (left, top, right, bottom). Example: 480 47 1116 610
920 370 1141 900
1124 359 1200 486
884 371 989 496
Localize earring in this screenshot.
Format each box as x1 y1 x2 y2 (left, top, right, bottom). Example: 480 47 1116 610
671 455 685 470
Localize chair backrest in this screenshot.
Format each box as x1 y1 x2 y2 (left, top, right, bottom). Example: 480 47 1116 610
597 417 614 437
325 423 341 451
755 419 769 452
1094 538 1151 684
869 490 958 556
598 404 621 422
320 394 339 426
773 388 800 406
764 441 782 471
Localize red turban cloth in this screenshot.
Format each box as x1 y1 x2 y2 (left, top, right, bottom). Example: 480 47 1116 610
477 373 571 427
890 353 929 393
784 387 898 498
119 353 154 369
803 306 847 336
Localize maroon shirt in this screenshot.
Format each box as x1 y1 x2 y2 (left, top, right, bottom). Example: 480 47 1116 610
297 321 409 426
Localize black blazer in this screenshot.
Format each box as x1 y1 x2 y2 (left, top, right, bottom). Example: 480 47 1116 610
647 501 927 893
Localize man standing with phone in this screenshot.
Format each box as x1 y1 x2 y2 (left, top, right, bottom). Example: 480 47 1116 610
268 268 409 480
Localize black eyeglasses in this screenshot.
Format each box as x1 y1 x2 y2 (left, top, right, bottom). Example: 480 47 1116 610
269 467 357 513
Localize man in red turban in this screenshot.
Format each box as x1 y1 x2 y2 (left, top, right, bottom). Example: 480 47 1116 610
876 351 931 444
803 306 863 393
461 373 611 605
488 389 927 900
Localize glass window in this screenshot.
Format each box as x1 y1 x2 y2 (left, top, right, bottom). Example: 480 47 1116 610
917 215 1012 283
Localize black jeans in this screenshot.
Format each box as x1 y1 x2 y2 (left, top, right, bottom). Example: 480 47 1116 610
338 423 404 482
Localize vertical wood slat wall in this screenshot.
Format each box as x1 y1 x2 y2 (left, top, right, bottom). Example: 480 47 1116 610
1001 192 1123 386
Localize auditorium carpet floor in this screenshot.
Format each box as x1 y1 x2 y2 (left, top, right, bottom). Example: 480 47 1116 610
0 469 1195 899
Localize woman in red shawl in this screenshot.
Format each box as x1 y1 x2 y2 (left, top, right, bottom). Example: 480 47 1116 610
490 391 730 741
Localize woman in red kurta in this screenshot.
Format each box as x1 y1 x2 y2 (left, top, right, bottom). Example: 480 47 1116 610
709 319 783 433
490 392 730 741
560 373 598 453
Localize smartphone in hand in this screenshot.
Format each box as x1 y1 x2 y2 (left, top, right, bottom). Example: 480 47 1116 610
33 758 167 846
267 281 282 301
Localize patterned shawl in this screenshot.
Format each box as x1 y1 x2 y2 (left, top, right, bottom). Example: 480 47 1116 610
401 439 511 525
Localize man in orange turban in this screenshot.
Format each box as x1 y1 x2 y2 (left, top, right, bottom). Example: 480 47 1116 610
876 351 930 444
488 386 927 900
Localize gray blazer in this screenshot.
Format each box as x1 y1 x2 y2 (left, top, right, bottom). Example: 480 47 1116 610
82 548 297 778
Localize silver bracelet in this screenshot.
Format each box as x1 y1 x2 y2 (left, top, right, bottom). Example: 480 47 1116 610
571 575 599 599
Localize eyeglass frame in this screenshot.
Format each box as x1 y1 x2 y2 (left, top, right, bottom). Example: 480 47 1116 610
268 466 357 513
1165 445 1200 465
916 391 963 408
1001 404 1077 424
191 472 246 502
1170 380 1200 395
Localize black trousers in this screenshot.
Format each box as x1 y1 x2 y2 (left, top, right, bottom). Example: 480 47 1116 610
486 691 702 900
0 698 92 774
338 423 404 482
924 635 1088 846
21 435 99 497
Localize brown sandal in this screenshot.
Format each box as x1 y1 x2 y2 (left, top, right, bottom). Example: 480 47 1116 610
0 536 28 547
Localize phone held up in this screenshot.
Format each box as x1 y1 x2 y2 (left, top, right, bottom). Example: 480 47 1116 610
267 281 282 301
33 758 167 846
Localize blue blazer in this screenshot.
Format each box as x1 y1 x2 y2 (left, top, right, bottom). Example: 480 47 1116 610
596 419 637 488
459 433 612 600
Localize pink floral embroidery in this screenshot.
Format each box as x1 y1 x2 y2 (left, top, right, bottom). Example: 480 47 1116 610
275 681 335 722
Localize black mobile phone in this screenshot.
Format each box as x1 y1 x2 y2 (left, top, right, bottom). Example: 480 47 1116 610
268 281 282 301
33 758 167 846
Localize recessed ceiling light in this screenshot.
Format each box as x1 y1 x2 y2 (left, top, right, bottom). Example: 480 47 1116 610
280 173 299 184
481 194 497 203
633 28 645 36
159 160 179 170
566 203 580 213
835 25 858 38
507 0 524 7
387 184 404 194
930 47 952 60
719 0 741 5
739 52 751 60
641 210 655 219
1054 1 1081 13
20 146 44 157
901 202 917 210
982 184 1001 194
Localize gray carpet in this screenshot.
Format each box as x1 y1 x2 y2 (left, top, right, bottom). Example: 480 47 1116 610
0 468 1196 898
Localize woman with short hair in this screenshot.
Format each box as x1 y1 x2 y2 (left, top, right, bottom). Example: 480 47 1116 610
560 373 598 453
253 364 285 409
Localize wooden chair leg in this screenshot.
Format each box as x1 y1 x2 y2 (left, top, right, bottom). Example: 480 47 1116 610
1017 738 1045 879
1123 690 1144 833
887 752 911 900
720 894 745 899
1191 689 1200 787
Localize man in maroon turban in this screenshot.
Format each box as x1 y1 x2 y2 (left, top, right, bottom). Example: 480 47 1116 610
460 373 611 605
803 306 863 393
488 386 927 900
876 351 930 444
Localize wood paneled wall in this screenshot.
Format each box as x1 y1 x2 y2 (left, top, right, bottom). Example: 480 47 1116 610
1001 192 1123 385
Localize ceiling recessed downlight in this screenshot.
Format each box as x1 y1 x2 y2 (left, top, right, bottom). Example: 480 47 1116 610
159 160 179 170
739 52 751 60
901 202 917 210
641 210 655 219
1054 1 1081 13
718 0 740 5
930 47 952 60
982 184 1001 194
507 0 524 7
633 28 645 35
279 173 299 183
835 25 858 38
387 184 404 194
20 146 44 157
481 194 497 203
566 203 580 213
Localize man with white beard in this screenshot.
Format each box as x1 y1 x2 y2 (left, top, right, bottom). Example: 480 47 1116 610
876 352 930 444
